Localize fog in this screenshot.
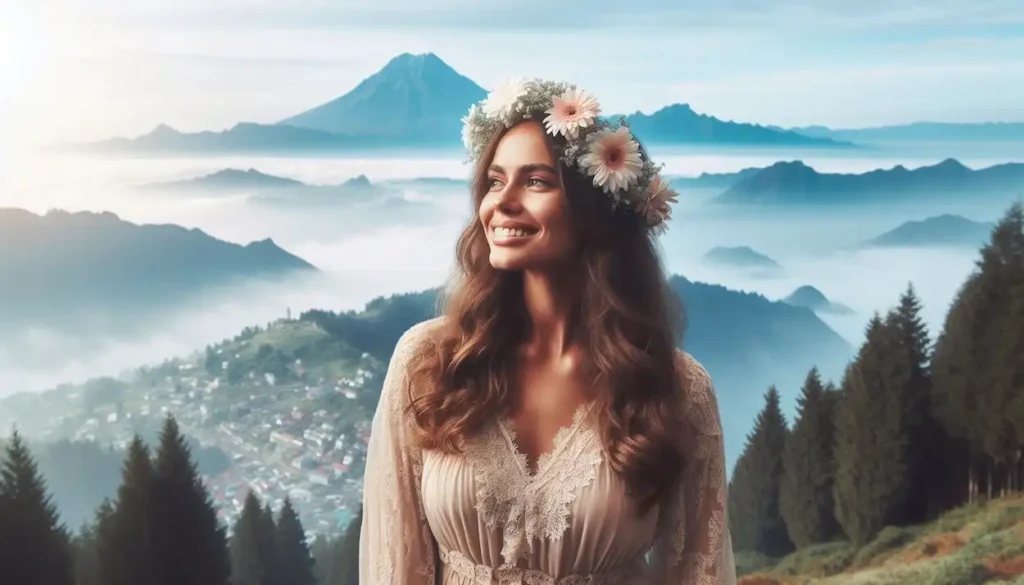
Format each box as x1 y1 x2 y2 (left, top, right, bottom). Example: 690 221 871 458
0 145 1013 401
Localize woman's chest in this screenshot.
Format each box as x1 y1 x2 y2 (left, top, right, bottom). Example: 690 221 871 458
419 412 660 566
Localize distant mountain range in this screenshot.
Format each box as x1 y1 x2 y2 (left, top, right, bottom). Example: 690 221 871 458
301 277 852 465
785 121 1024 143
68 53 849 154
782 286 854 316
863 214 995 249
0 208 314 332
713 158 1024 205
669 167 764 190
137 168 457 217
702 246 784 278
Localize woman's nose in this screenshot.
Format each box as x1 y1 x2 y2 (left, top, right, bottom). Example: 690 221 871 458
495 182 524 212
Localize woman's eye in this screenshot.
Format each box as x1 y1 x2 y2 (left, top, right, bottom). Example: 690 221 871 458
488 177 503 190
527 177 550 188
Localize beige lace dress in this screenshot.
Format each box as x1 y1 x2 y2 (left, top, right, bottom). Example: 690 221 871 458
360 319 737 585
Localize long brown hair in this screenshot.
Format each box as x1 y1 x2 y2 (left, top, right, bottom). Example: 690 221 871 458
407 123 687 511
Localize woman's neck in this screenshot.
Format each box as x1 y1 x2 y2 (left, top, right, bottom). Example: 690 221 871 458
521 268 581 358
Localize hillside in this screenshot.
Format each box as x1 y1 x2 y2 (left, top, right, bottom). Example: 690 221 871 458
71 53 849 153
714 159 1024 205
139 168 307 191
864 214 995 249
0 208 315 331
670 166 765 189
246 279 851 465
737 495 1024 584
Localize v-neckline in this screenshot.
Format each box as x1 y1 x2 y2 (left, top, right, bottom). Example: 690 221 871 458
496 400 596 481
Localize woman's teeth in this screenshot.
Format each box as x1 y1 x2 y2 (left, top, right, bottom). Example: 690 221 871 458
494 227 531 237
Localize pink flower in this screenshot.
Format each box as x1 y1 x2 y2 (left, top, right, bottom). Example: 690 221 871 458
579 127 643 194
641 174 679 227
543 89 600 139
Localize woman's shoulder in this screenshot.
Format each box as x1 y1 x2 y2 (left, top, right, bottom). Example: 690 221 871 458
389 316 448 367
673 350 723 437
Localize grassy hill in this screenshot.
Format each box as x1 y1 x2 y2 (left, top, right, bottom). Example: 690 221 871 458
737 495 1024 585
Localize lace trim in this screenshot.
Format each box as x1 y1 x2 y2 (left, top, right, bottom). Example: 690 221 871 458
439 546 644 585
464 402 604 566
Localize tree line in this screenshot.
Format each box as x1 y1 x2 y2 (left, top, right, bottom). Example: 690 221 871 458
728 202 1024 555
0 416 362 585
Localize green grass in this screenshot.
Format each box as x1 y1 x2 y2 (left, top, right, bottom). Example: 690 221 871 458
738 494 1024 585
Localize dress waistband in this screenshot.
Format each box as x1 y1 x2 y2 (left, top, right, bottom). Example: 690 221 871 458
438 546 645 585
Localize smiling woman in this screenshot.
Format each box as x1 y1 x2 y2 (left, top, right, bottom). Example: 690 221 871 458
360 78 736 585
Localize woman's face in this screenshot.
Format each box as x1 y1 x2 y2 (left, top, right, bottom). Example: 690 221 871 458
479 121 578 271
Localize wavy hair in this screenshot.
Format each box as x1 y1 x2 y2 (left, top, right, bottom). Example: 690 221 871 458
407 123 687 511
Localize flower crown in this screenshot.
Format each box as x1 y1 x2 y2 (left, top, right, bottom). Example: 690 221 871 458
461 77 679 233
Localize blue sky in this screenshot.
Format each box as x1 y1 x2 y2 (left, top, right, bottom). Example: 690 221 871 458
2 0 1023 146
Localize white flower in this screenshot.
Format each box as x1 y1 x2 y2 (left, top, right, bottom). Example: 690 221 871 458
482 77 528 120
579 127 643 194
461 104 479 151
640 174 679 227
543 88 600 139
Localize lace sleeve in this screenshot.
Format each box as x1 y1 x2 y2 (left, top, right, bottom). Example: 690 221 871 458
649 353 737 585
359 320 441 585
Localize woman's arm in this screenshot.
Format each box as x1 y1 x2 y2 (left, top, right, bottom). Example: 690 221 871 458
649 354 736 585
359 321 440 585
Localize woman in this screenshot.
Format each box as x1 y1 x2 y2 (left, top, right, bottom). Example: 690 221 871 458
360 78 736 585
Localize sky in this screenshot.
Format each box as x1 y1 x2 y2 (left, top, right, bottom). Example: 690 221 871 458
1 0 1023 148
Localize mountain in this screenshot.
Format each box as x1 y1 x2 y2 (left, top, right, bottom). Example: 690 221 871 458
140 168 307 191
623 104 849 147
782 285 854 316
0 208 315 332
863 214 995 249
71 54 851 153
788 121 1024 143
278 53 487 141
70 122 382 155
714 158 1024 205
668 166 764 190
702 246 784 277
299 276 852 465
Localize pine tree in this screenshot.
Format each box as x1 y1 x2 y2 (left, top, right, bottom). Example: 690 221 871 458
933 202 1024 502
779 368 840 548
727 386 793 556
833 315 911 545
150 416 231 585
330 507 362 585
890 284 943 522
0 431 75 585
260 503 278 584
231 491 275 585
310 534 335 585
274 498 316 585
99 435 157 585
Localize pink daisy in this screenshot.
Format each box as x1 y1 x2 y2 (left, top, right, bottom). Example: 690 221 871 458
579 127 643 194
543 89 600 139
640 174 679 227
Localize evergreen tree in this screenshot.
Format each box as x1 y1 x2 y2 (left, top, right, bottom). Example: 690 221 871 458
260 503 278 584
310 534 335 585
890 284 943 522
99 435 157 585
779 368 840 548
833 315 912 545
274 498 316 585
330 507 362 585
727 386 793 556
0 431 75 585
933 202 1024 501
71 518 100 585
231 491 275 585
150 416 231 585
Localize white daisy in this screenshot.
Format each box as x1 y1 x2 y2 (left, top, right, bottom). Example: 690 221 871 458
481 77 528 121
